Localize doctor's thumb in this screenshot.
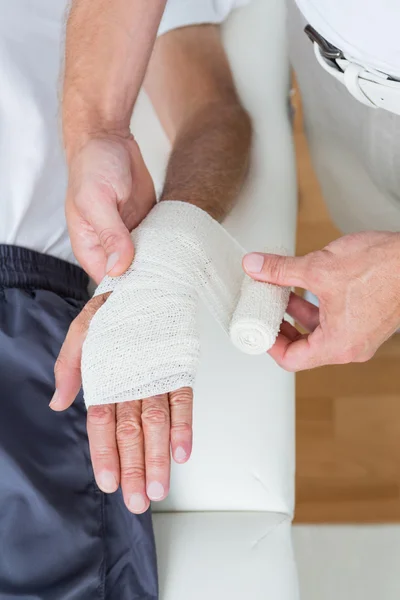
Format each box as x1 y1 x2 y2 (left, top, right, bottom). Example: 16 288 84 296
242 252 310 289
90 203 135 278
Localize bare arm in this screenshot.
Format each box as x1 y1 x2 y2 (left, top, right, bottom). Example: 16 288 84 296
62 0 166 281
144 25 252 221
63 0 167 162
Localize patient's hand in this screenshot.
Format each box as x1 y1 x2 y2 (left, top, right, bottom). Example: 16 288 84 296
50 294 193 514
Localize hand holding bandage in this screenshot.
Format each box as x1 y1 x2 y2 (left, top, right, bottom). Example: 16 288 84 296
52 201 289 511
83 201 290 407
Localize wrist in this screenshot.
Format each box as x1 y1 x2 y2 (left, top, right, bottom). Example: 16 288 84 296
63 117 132 166
63 0 167 164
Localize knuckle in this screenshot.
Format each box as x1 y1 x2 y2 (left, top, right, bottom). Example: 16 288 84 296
267 255 286 282
306 251 329 286
141 407 169 428
311 248 329 263
98 228 120 252
146 455 169 470
171 422 192 437
116 418 142 443
91 445 116 461
121 465 145 482
169 389 193 409
279 351 316 372
88 404 115 426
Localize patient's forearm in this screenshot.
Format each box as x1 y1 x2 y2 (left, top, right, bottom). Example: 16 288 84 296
160 101 252 222
63 0 166 161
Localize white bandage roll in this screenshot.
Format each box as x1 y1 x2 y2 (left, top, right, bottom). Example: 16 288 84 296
83 201 289 407
230 275 290 355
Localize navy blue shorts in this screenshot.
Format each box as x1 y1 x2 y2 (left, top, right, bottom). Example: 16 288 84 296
0 245 158 600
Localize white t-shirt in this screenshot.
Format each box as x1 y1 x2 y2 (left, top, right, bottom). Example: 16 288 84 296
296 0 400 79
0 0 249 264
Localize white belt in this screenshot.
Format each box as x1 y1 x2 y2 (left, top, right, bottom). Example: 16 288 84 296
311 41 400 117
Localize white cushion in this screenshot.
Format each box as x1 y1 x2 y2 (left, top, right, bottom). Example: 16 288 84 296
132 0 297 515
154 512 299 600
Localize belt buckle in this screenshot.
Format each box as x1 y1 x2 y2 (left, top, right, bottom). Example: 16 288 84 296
304 24 344 60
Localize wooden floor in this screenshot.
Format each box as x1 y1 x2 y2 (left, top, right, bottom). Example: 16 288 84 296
293 86 400 523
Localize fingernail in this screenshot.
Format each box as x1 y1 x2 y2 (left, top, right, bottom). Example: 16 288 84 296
106 252 119 274
129 493 146 513
243 253 264 273
49 389 59 407
175 446 187 462
147 481 164 501
97 470 118 493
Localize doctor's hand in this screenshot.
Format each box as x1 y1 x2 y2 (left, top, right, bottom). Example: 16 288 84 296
65 135 155 284
243 231 400 371
50 294 193 514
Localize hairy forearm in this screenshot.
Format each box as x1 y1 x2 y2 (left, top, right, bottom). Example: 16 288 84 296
63 0 166 161
160 101 252 222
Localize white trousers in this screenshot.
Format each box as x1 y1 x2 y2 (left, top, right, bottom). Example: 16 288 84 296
288 0 400 235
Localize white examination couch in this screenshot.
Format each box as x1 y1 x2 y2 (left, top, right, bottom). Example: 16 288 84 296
132 0 299 598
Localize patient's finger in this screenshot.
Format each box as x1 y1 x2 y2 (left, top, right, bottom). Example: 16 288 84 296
87 404 119 493
141 395 171 502
51 293 110 411
117 401 150 514
169 387 193 464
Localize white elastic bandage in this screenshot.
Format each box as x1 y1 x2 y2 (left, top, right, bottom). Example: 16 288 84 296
82 202 289 407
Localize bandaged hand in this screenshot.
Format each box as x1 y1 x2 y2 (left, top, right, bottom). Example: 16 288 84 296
51 201 289 512
51 292 193 514
83 201 290 407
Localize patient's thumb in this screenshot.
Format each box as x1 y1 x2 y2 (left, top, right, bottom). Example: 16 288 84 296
243 252 309 289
